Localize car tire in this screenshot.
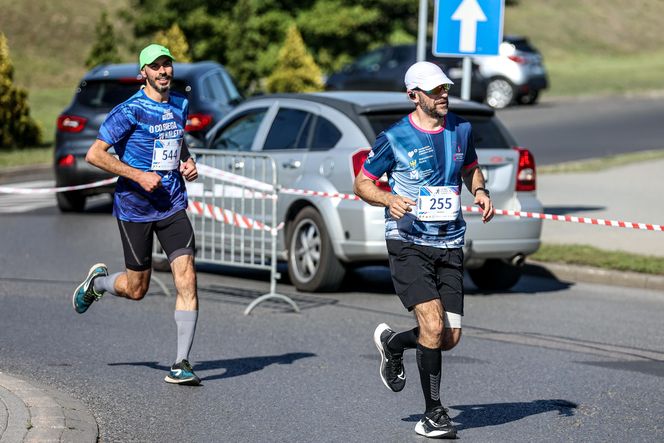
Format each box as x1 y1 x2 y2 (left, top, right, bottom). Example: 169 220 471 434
56 191 86 212
287 207 346 292
485 77 515 109
518 90 540 105
467 259 523 291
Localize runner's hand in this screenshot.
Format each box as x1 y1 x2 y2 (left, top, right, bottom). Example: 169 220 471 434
474 192 495 223
138 171 163 192
180 158 198 181
387 194 416 220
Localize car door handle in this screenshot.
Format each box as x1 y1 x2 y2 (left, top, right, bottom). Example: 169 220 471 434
282 160 301 169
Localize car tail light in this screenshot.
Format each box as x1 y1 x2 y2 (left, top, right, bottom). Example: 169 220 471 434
508 55 526 64
186 113 213 132
57 115 87 133
352 149 391 192
57 154 76 167
514 147 536 191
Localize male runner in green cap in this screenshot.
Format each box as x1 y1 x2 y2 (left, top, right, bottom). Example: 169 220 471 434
72 43 202 385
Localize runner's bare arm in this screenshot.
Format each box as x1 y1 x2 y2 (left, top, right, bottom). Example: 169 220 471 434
354 170 415 220
86 139 162 192
462 165 494 223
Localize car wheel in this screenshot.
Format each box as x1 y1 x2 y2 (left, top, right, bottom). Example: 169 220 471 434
467 259 523 291
518 90 540 105
56 191 86 212
485 78 515 109
287 207 346 292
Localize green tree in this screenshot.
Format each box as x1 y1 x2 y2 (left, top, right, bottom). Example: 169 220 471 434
154 23 192 62
124 0 424 93
0 33 41 149
265 24 324 93
85 10 121 68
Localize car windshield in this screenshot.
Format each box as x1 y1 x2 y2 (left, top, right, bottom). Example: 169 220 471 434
75 79 188 109
365 112 512 149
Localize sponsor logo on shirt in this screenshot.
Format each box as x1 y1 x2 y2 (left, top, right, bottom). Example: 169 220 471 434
162 109 174 121
410 170 419 180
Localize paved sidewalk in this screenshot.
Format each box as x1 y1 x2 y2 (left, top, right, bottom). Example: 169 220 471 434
0 371 97 442
525 157 664 291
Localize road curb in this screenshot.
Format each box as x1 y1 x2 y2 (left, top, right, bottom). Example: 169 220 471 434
0 371 98 442
525 261 664 292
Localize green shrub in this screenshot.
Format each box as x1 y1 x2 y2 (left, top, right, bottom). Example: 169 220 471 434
265 24 323 93
0 32 42 149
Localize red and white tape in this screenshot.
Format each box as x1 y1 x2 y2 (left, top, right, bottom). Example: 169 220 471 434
0 177 118 194
187 199 283 233
463 205 664 232
2 162 661 233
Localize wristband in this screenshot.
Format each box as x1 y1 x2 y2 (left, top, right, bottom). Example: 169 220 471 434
474 187 490 197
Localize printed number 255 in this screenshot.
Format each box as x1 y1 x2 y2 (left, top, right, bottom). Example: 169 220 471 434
430 197 452 210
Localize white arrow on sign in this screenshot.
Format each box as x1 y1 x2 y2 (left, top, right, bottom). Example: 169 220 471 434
451 0 487 53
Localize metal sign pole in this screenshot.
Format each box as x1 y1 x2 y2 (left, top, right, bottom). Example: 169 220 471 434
417 0 428 62
461 56 472 100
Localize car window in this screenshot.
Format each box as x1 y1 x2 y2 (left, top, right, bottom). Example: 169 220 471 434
364 112 511 149
76 80 141 108
462 115 512 149
219 69 243 104
209 108 268 151
385 46 412 69
76 79 188 108
354 48 387 72
201 73 225 102
310 116 341 151
263 108 313 150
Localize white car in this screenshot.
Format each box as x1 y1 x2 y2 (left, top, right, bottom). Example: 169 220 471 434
475 35 549 109
204 91 542 292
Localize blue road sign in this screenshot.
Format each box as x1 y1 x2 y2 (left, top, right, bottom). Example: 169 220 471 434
433 0 504 57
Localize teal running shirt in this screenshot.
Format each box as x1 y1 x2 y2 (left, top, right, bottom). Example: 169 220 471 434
362 113 478 248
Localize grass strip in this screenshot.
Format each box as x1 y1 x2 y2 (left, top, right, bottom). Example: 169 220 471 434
539 149 664 174
0 147 52 168
531 243 664 275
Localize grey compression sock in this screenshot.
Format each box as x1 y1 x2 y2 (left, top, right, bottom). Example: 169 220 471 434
175 310 198 363
93 272 122 296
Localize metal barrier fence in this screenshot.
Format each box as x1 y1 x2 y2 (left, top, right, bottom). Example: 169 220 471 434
153 149 298 314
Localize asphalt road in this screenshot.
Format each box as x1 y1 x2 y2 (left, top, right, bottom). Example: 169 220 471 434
496 94 664 165
0 206 663 442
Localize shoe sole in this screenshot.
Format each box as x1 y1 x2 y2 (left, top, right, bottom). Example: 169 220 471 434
164 375 201 386
72 263 107 313
415 421 457 439
373 323 394 392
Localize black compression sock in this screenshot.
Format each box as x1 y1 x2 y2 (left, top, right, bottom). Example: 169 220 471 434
416 343 443 412
387 327 419 353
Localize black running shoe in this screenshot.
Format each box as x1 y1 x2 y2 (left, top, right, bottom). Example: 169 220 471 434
164 359 201 386
415 406 457 439
373 323 405 392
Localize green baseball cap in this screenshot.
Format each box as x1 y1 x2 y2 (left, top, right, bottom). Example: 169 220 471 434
139 44 175 69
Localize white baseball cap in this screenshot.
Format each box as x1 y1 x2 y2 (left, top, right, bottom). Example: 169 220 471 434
404 61 453 91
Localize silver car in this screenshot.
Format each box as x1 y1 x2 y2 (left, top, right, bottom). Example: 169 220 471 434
204 91 542 292
475 35 549 109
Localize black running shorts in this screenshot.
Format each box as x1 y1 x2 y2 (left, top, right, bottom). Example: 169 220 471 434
386 239 464 316
117 210 195 271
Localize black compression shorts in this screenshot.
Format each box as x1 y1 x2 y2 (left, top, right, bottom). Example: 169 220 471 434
117 210 195 271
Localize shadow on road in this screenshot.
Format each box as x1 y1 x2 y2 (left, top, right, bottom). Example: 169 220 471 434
401 399 578 429
108 352 316 381
543 205 605 215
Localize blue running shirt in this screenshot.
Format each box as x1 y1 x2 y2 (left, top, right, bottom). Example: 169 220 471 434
98 89 189 222
362 113 478 248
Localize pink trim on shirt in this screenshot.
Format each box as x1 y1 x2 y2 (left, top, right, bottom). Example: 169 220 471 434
361 165 381 181
463 160 479 172
408 113 445 134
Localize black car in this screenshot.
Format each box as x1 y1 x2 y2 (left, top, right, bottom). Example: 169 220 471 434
54 61 242 212
325 44 487 103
